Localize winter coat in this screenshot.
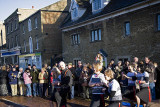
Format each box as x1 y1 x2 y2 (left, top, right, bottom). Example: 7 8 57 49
23 72 32 84
38 72 48 84
8 70 18 84
30 68 39 83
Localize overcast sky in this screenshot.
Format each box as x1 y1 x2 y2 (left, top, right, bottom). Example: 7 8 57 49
0 0 59 21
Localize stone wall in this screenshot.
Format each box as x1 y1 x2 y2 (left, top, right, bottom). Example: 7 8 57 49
62 3 160 65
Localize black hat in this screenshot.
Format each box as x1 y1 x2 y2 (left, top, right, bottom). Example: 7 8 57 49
28 64 31 66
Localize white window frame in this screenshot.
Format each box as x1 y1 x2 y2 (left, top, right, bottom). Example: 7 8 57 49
34 17 38 29
28 19 32 32
91 29 102 42
29 36 33 53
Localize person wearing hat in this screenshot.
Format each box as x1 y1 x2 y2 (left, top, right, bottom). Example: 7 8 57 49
31 65 39 97
8 67 18 96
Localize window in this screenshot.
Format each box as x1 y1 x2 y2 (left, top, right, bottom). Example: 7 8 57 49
23 24 25 34
8 39 10 49
72 34 80 45
29 36 33 53
1 30 3 46
125 22 130 36
36 36 39 50
28 19 32 32
157 15 160 31
34 17 38 28
11 22 13 32
15 36 18 46
91 29 102 42
12 37 14 48
15 19 17 30
93 0 101 11
7 26 9 34
24 40 26 52
72 8 78 18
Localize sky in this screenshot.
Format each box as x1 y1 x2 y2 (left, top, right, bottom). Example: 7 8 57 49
0 0 59 21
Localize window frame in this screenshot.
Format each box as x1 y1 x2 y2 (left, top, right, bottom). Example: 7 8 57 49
29 36 33 53
11 22 13 32
157 14 160 31
90 29 102 42
92 0 102 11
124 21 131 36
34 17 38 29
24 40 26 52
28 19 32 32
15 19 17 30
23 24 25 34
35 36 39 50
71 34 80 45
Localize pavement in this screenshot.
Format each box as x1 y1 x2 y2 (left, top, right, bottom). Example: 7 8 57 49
0 96 159 107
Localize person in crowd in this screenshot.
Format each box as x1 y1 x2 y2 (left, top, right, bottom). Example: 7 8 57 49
79 64 90 99
89 61 107 107
133 57 140 66
54 61 73 107
30 65 39 97
28 64 32 70
8 67 18 96
104 69 122 107
50 66 61 100
23 68 32 97
122 64 137 106
95 53 103 66
0 66 8 96
15 64 19 72
43 63 50 97
75 61 83 97
123 61 130 74
135 66 151 107
144 57 156 100
6 65 11 95
108 59 116 71
68 63 76 99
114 61 123 82
154 63 160 99
17 68 24 96
38 68 48 98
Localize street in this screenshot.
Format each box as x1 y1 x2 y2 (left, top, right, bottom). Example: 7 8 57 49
0 96 160 107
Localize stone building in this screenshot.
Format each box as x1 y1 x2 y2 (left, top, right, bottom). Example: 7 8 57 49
61 0 160 66
0 21 6 47
3 8 37 65
18 0 70 69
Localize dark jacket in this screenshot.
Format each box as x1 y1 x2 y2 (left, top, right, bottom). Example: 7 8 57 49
30 68 39 83
0 70 8 84
61 68 73 90
8 70 18 84
144 62 155 82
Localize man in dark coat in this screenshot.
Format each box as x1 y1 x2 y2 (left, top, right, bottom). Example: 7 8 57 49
54 61 73 107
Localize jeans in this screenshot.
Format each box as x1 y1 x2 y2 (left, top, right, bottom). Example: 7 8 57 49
71 86 74 99
32 83 39 96
26 84 32 96
149 82 156 100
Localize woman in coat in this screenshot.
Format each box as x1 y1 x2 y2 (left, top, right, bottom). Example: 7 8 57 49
0 66 8 96
23 68 32 97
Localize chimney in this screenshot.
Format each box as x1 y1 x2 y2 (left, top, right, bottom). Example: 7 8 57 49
32 6 34 9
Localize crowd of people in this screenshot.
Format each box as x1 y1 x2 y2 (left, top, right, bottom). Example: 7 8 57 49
0 55 160 107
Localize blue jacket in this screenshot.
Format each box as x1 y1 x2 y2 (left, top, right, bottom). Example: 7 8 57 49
8 70 18 84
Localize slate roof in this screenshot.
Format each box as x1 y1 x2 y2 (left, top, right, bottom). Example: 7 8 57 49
61 0 146 28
